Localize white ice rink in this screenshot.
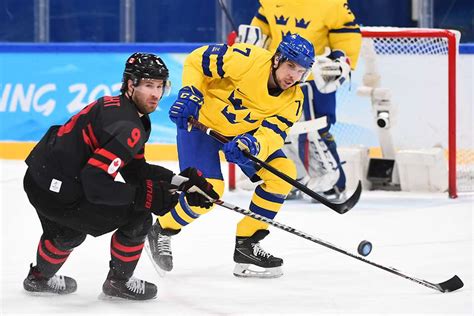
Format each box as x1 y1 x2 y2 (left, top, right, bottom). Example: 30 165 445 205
1 159 472 315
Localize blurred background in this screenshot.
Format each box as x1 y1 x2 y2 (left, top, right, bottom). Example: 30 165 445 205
0 0 473 43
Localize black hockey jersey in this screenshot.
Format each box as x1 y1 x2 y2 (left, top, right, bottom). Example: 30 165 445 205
26 94 174 207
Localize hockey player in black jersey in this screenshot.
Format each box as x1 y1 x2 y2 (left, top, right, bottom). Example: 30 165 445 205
22 52 219 300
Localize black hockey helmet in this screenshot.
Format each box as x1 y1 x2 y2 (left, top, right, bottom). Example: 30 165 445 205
121 52 171 96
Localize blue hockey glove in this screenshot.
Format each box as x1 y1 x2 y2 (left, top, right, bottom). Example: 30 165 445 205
223 134 260 165
169 86 204 129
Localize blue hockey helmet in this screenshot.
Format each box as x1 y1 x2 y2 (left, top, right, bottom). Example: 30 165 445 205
277 33 315 70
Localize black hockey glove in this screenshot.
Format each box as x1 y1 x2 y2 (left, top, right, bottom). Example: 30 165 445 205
134 179 179 216
177 167 219 209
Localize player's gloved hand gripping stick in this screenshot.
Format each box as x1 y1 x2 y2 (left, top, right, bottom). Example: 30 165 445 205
223 134 260 165
188 117 362 214
171 167 220 209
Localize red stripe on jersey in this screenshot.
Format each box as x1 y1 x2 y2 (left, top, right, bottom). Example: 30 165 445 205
57 100 97 136
134 153 145 159
88 157 109 174
112 234 144 253
95 148 118 162
82 129 94 151
44 240 72 256
87 124 99 149
38 242 68 264
110 249 141 262
103 96 121 107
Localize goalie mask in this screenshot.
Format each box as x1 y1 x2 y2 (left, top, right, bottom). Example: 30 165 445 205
276 34 315 82
121 52 171 97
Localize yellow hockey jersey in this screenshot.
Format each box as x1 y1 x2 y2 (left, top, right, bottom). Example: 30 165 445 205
251 0 362 69
182 43 304 161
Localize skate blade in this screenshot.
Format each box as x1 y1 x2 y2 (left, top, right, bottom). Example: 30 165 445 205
233 263 283 279
98 292 122 301
144 239 167 278
24 291 74 297
98 292 157 301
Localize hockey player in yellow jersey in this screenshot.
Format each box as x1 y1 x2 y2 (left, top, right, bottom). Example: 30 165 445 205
146 34 315 278
238 0 362 201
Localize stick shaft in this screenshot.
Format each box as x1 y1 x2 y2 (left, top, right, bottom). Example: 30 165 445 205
217 0 238 32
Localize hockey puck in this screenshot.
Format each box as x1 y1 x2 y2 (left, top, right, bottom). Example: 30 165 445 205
357 240 372 256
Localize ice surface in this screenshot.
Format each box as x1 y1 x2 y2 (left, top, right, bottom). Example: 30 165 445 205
1 160 472 315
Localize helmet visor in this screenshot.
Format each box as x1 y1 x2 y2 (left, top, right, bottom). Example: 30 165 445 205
162 80 172 97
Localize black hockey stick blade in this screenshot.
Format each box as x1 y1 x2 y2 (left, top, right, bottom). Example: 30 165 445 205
435 275 464 293
340 180 362 213
318 180 361 214
247 148 362 214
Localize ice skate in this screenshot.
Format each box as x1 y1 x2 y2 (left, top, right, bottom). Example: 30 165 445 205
102 270 157 300
286 187 302 200
23 264 77 295
313 186 346 203
145 220 180 275
286 176 309 200
233 230 283 278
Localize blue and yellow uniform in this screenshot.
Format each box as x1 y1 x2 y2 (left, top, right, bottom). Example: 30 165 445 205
251 0 362 191
159 43 303 236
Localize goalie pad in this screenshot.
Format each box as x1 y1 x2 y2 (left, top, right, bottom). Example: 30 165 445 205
237 24 270 49
282 134 309 182
306 132 340 192
283 132 339 194
312 48 351 94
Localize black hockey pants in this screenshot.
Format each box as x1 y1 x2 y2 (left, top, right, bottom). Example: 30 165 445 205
23 170 152 279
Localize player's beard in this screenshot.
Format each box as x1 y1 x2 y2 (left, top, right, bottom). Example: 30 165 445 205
277 77 291 90
270 67 284 91
130 89 158 115
272 66 298 91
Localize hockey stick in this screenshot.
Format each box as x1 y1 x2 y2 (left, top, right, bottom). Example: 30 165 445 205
202 195 463 293
188 117 362 214
217 0 238 32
